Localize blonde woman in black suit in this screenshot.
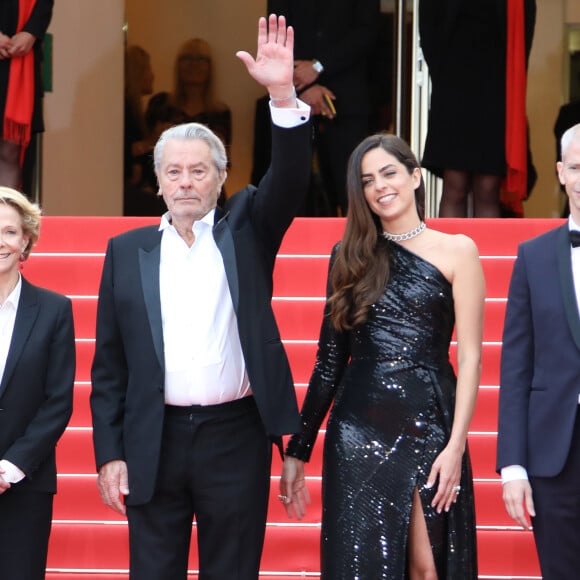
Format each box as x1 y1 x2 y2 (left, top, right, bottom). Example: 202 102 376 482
0 187 76 579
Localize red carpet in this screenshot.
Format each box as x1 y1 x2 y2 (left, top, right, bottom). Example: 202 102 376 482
30 216 557 578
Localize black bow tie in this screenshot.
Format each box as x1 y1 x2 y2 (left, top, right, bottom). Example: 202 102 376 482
571 230 580 248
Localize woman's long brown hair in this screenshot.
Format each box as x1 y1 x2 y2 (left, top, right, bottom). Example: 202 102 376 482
328 134 425 331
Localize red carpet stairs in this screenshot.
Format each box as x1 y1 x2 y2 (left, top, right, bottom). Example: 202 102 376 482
29 217 556 579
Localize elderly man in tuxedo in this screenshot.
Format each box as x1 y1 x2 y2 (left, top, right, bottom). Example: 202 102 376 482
497 123 580 579
90 15 311 580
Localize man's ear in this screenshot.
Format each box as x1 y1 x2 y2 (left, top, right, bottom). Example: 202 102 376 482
557 161 565 185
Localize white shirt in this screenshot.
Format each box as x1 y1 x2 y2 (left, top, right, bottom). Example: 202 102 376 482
0 276 26 484
571 216 580 319
160 98 310 406
160 211 251 405
267 98 311 126
502 217 580 484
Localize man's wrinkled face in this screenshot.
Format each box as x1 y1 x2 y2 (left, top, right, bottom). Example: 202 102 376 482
157 138 225 223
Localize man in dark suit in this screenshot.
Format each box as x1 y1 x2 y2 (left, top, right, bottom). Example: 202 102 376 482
266 0 379 216
90 15 311 580
553 95 580 217
497 123 580 579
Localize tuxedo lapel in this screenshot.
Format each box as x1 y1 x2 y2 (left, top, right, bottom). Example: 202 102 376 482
557 225 580 350
213 210 239 312
139 240 164 370
0 280 40 399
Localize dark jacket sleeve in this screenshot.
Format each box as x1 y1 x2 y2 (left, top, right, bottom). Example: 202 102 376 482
90 238 130 470
496 244 534 472
242 116 312 255
285 244 351 461
23 0 54 38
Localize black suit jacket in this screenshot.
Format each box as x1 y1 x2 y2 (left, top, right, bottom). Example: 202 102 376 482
91 120 312 506
268 0 380 117
497 224 580 477
0 277 75 494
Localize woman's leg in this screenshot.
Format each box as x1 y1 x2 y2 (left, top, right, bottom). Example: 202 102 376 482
408 488 438 580
0 139 21 189
439 169 470 217
472 173 501 217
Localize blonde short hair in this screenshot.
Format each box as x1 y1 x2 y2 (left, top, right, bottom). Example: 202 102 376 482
0 187 42 259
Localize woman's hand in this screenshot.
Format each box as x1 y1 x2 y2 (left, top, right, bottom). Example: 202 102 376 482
280 456 310 519
425 444 463 513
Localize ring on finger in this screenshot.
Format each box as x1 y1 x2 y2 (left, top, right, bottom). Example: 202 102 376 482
278 494 290 504
452 485 461 493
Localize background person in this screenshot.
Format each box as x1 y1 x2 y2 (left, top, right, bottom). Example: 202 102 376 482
0 0 54 193
263 0 380 216
0 186 76 580
419 0 536 217
146 38 232 165
123 44 165 216
146 37 232 206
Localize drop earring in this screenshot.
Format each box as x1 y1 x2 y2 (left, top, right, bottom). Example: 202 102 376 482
19 253 25 270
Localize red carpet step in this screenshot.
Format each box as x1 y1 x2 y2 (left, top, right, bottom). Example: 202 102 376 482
30 216 557 579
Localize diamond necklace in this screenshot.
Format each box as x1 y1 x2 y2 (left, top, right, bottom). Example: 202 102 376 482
382 221 426 242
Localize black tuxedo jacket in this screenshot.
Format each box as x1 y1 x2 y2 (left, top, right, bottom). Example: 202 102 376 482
497 224 580 477
0 277 75 494
91 121 312 506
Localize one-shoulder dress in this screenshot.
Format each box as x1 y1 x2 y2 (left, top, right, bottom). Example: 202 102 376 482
286 242 478 579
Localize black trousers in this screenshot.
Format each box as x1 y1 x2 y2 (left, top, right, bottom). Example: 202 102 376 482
126 396 272 580
531 410 580 580
0 489 53 579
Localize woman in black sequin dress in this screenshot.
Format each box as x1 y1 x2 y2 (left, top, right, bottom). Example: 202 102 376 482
280 134 484 578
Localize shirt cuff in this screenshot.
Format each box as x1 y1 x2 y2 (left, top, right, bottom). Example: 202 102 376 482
501 464 528 484
269 99 311 128
0 459 26 484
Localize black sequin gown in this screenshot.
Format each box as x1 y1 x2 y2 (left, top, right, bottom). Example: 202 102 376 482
286 242 478 579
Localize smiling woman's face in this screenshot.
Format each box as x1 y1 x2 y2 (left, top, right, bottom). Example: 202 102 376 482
361 147 421 225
